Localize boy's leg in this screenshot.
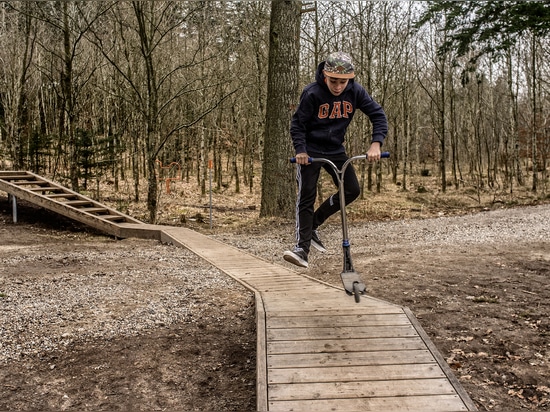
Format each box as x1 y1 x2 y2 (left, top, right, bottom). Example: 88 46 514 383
313 158 360 228
294 162 321 254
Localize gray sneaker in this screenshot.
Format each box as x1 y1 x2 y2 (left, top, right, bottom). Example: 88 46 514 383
283 247 308 268
311 230 326 252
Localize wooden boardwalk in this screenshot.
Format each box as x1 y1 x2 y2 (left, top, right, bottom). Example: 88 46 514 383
1 172 477 411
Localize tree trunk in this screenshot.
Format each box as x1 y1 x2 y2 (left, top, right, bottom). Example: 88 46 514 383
530 33 538 193
260 0 301 218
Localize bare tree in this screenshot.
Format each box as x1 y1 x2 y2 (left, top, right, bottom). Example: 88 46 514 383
87 1 240 222
0 2 37 170
415 15 453 193
2 1 549 211
260 0 301 218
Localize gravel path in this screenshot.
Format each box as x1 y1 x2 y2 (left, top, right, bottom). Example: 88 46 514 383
0 237 242 364
213 203 550 263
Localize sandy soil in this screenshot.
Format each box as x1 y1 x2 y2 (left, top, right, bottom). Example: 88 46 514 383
1 196 549 411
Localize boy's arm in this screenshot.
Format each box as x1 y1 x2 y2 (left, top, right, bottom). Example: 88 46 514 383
357 87 388 146
290 90 314 155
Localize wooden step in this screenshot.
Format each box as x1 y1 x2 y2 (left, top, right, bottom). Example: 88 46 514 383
28 186 60 192
101 215 128 222
63 200 94 206
11 180 45 185
46 193 78 199
0 174 35 181
80 207 110 214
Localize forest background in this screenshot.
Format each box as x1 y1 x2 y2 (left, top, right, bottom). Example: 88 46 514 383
0 1 549 224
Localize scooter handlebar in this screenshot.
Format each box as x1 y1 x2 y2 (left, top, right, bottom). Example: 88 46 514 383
290 157 313 164
290 152 390 163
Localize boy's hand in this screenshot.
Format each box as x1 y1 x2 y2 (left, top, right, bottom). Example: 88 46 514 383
295 152 310 165
366 142 382 162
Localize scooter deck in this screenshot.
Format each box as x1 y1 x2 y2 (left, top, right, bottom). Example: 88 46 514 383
340 271 366 296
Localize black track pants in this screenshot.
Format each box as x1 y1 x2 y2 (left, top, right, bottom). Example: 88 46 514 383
293 154 360 254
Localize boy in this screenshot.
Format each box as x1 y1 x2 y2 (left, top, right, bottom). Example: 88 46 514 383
283 51 388 268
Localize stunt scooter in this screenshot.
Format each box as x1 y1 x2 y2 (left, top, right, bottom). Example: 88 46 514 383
291 152 390 303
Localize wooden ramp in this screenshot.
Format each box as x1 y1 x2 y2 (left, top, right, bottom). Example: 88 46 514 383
2 173 477 411
0 171 152 238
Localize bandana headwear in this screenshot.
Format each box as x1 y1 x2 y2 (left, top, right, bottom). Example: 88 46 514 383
323 52 355 79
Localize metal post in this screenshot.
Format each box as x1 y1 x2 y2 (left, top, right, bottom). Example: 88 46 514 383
339 159 353 243
11 194 17 223
208 159 213 229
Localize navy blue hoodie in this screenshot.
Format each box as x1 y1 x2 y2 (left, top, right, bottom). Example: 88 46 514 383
290 61 388 156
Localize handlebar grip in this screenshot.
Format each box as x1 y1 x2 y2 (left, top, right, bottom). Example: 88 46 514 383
290 157 313 164
291 152 389 163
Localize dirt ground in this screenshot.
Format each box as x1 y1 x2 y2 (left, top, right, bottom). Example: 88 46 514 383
1 195 549 411
0 200 257 412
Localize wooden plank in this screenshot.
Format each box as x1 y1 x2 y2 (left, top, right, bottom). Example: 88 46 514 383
268 349 435 368
268 337 427 355
269 378 458 400
80 207 110 213
262 291 346 300
101 215 127 221
207 268 287 276
241 277 309 284
261 290 335 298
254 283 310 289
267 313 410 328
28 186 59 191
246 277 306 284
268 394 468 411
10 180 44 185
45 193 78 199
0 174 34 180
256 286 314 293
266 307 405 317
255 292 268 412
263 291 397 304
263 291 363 300
199 255 269 263
403 307 478 411
263 299 398 313
64 200 94 206
267 363 446 384
267 325 418 341
248 274 318 280
216 262 284 271
231 274 305 284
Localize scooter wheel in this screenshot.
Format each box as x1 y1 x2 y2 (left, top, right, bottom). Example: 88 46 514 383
353 282 361 303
